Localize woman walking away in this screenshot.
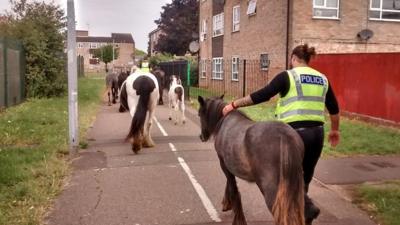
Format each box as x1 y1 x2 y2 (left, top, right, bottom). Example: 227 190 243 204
223 44 340 225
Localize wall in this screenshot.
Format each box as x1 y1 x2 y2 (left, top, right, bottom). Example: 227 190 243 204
291 0 400 54
311 53 400 123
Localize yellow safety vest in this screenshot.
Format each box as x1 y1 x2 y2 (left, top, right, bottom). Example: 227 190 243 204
141 62 150 73
275 67 329 123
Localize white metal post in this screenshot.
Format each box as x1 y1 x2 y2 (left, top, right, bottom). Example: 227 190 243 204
67 0 79 156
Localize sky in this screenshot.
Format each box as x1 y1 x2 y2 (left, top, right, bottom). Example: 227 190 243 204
0 0 171 51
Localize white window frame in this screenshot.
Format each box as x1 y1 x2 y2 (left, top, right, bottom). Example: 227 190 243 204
247 0 257 16
231 56 239 81
369 0 400 22
90 42 98 49
213 13 224 37
312 0 340 20
212 58 223 80
200 19 207 41
233 5 240 32
201 59 207 79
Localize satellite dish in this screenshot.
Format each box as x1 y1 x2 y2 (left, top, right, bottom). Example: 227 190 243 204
189 41 199 53
357 29 374 41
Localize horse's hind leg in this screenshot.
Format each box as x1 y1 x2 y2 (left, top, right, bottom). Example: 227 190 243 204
219 158 247 225
143 107 155 148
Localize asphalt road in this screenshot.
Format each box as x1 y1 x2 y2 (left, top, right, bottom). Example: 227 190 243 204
45 102 377 225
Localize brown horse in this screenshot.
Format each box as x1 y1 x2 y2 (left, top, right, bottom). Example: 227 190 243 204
198 95 305 225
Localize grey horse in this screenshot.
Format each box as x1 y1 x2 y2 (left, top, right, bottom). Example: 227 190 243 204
198 95 305 225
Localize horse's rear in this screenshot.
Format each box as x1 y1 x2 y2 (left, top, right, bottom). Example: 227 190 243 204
244 121 305 225
125 71 159 153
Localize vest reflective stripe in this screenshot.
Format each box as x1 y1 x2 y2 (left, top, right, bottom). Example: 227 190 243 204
277 109 325 120
276 67 329 123
290 69 304 96
280 96 325 107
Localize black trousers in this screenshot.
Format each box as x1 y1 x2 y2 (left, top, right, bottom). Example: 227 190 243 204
295 125 324 191
295 126 324 219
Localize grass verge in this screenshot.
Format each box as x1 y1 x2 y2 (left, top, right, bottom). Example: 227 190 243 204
354 181 400 225
189 87 400 156
0 77 103 225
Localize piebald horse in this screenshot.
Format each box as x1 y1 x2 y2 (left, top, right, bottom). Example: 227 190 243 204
168 75 186 125
119 69 159 153
198 95 305 225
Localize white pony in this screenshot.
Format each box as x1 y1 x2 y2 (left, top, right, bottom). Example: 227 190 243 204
119 67 159 153
168 75 186 125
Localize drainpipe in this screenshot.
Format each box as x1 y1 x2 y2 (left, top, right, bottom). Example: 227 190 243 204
285 0 290 70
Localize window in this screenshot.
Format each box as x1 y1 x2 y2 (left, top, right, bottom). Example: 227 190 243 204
212 58 223 80
247 0 257 15
313 0 340 19
200 19 207 41
260 54 270 71
77 43 84 48
201 59 207 78
213 13 224 37
90 42 98 49
232 57 239 81
370 0 400 21
233 5 240 32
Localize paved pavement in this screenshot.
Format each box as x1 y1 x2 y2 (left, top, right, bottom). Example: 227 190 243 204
45 102 388 225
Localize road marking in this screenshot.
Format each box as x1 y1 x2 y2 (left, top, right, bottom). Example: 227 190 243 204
154 117 221 222
169 143 177 152
177 156 222 222
154 117 168 136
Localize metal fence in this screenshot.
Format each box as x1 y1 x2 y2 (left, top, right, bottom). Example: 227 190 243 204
157 59 273 101
158 60 191 99
0 37 25 109
193 59 272 100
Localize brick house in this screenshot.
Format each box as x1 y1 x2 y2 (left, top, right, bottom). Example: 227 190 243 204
148 28 164 56
199 0 400 98
76 30 135 72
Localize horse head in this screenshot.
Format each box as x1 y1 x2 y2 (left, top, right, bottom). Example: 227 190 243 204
197 95 225 142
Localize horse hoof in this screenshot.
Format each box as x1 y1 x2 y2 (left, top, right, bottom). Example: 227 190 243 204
222 204 232 212
168 117 172 121
182 120 186 124
222 200 232 212
174 122 178 125
108 103 111 106
132 144 141 154
143 141 155 148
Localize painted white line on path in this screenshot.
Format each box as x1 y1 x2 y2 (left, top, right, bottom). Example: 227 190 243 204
177 156 222 222
154 117 168 136
154 117 221 222
169 143 177 152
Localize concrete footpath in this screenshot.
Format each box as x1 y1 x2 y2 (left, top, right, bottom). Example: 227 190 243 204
44 102 399 225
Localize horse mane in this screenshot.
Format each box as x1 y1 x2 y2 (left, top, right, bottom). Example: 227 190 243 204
208 98 253 135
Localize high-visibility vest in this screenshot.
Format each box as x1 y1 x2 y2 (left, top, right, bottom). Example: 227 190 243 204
275 66 329 123
141 62 150 73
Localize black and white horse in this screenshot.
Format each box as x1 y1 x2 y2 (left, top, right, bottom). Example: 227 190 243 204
119 68 159 153
168 75 185 125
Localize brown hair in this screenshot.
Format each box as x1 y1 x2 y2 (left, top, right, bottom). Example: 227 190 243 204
291 44 316 64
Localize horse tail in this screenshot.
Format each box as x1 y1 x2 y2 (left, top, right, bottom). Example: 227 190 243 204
272 137 305 225
175 86 183 102
126 76 155 141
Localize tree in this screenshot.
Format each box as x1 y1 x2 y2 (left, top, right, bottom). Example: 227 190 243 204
154 0 198 55
1 0 67 98
92 44 119 71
